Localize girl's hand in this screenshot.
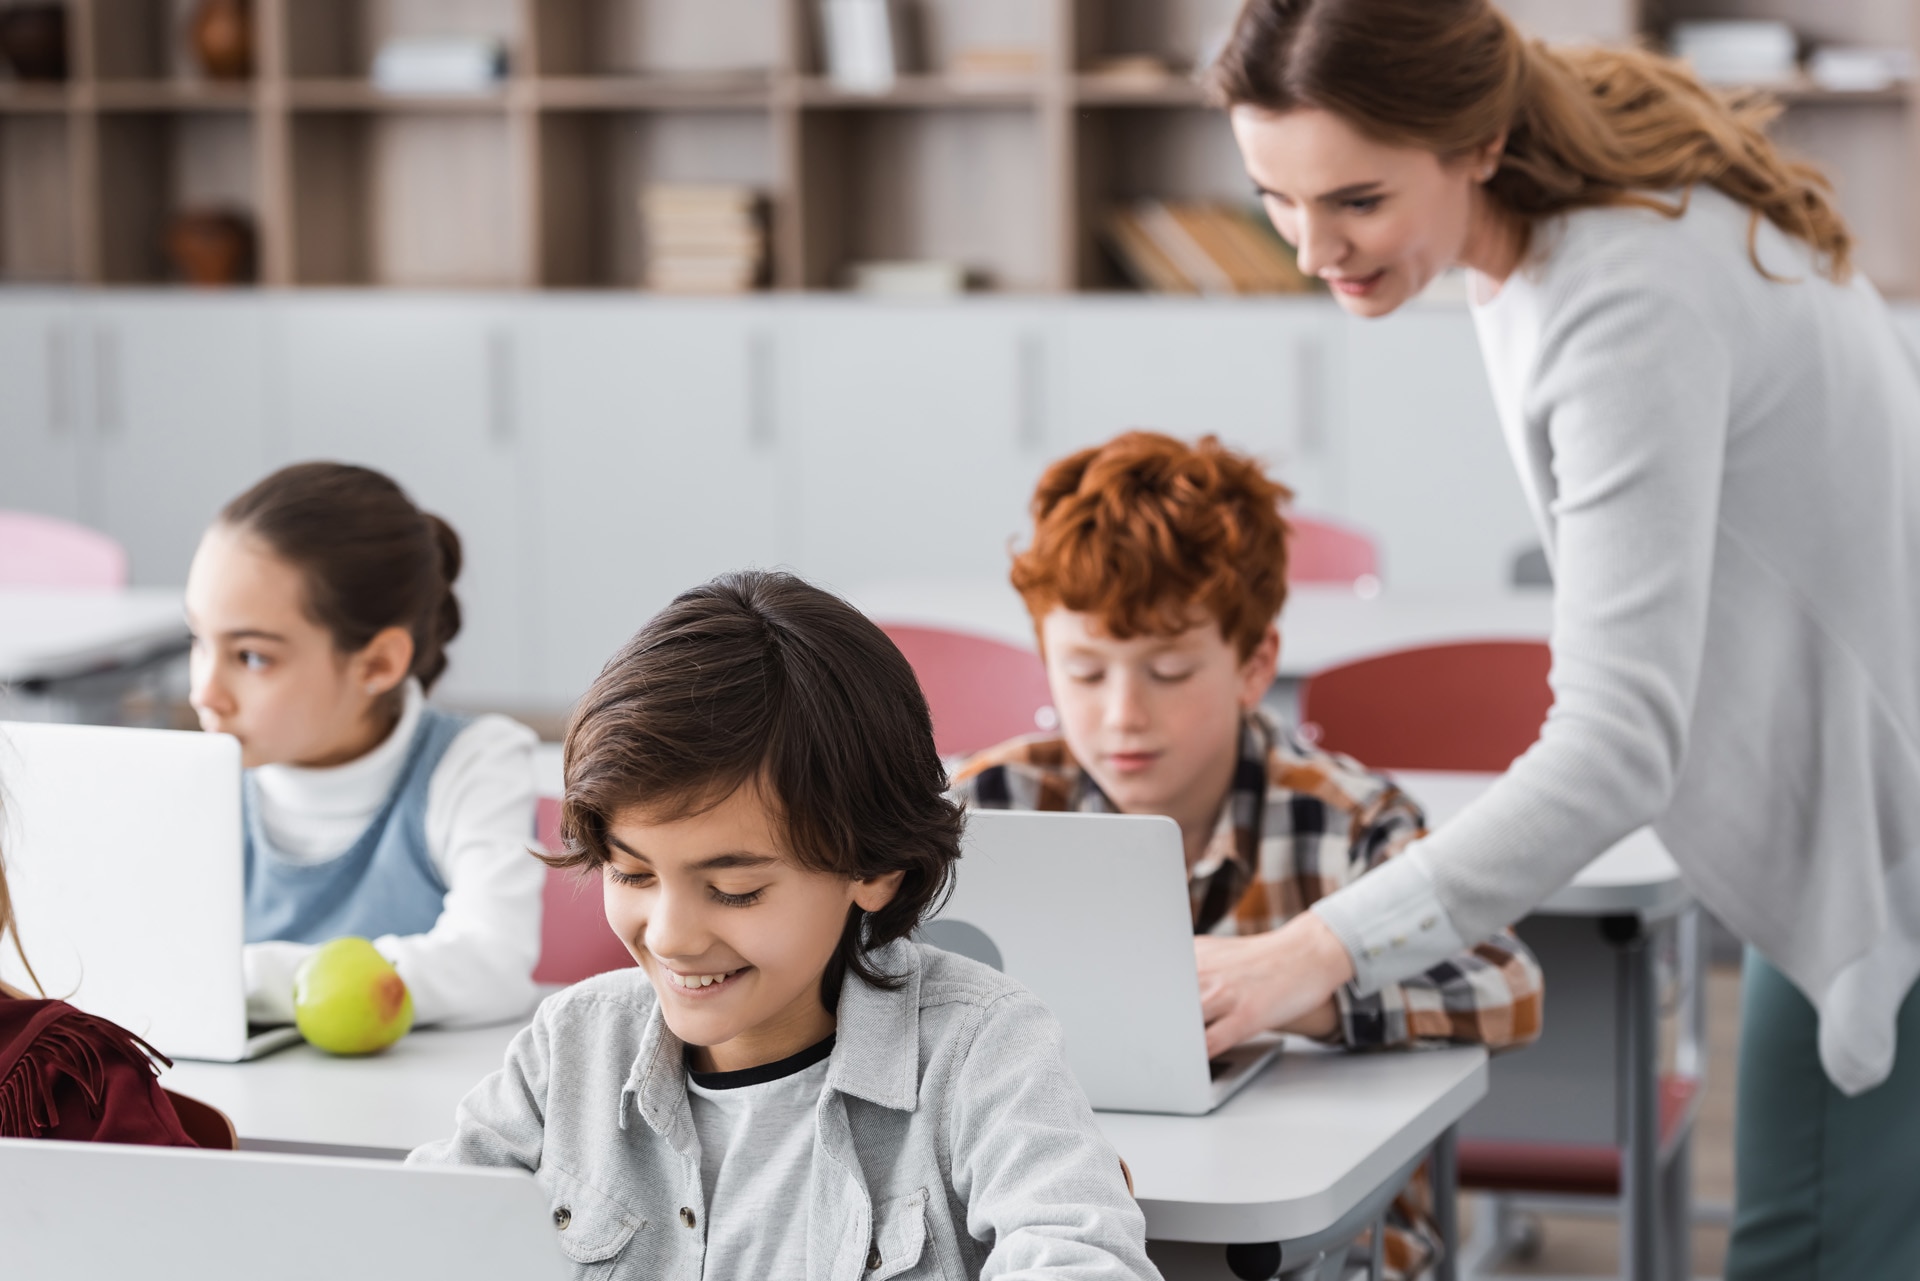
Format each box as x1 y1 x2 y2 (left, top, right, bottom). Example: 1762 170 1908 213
1195 912 1357 1057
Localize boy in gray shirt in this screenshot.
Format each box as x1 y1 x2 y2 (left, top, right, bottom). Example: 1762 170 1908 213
411 570 1158 1281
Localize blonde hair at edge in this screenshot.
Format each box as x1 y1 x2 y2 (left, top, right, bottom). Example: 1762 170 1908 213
0 791 42 998
1208 0 1854 282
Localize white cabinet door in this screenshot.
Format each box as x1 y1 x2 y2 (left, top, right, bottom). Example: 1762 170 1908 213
782 303 1057 592
523 301 790 706
1059 301 1346 516
277 297 531 707
0 296 84 522
82 296 273 586
1342 306 1538 591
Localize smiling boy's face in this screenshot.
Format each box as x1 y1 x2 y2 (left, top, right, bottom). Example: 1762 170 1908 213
601 781 902 1074
1040 608 1280 825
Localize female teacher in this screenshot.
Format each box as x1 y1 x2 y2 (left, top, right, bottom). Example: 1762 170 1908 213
1192 0 1920 1273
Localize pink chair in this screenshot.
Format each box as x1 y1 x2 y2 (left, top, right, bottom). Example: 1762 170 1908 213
0 511 128 589
1287 514 1379 588
531 796 637 986
1298 641 1554 772
879 624 1055 760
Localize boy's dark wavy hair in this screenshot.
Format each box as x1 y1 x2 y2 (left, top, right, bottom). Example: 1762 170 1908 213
548 570 964 1006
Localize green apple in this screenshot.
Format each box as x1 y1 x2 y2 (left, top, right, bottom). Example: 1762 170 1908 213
292 937 415 1056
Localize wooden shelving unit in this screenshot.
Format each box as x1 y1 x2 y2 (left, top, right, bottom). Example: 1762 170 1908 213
0 0 1914 293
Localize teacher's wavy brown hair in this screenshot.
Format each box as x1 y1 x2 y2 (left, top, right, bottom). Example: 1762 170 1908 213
1209 0 1853 281
551 570 965 998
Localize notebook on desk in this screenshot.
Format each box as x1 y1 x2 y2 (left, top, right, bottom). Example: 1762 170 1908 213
0 721 301 1062
0 1139 569 1280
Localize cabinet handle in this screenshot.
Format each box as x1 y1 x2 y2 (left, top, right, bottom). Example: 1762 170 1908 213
1294 333 1324 457
47 323 70 435
93 323 122 437
747 328 776 449
487 326 515 444
1017 330 1047 452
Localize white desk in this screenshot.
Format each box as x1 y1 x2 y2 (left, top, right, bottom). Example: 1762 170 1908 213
848 578 1554 679
165 1018 1485 1277
1396 771 1698 1281
0 587 190 725
0 587 189 684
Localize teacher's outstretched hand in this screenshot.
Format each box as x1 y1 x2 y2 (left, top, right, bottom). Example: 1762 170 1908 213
1208 3 1920 1277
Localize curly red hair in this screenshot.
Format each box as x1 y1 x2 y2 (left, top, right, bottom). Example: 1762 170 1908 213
1011 432 1293 658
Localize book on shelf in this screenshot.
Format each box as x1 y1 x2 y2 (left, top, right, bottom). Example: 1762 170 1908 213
1104 201 1316 295
641 184 769 295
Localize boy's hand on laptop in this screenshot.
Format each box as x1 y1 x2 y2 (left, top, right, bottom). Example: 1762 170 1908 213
1196 914 1356 1057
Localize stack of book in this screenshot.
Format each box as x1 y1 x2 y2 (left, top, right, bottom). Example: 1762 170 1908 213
1104 201 1315 295
641 185 769 294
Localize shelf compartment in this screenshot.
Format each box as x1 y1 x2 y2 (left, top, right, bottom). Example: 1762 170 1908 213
1073 73 1207 107
798 0 1050 80
798 74 1042 109
1073 104 1256 289
0 113 77 281
96 108 258 283
288 108 517 287
533 72 772 111
287 78 511 112
531 0 779 79
283 0 520 81
1071 0 1239 77
537 107 775 289
92 79 255 111
0 83 74 114
796 105 1046 291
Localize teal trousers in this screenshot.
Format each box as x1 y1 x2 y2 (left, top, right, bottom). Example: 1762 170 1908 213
1726 950 1920 1280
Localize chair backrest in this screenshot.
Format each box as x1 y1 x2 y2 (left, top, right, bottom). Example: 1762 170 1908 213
1287 515 1379 587
531 796 637 986
1299 641 1553 772
880 624 1055 759
162 1087 237 1151
0 511 128 589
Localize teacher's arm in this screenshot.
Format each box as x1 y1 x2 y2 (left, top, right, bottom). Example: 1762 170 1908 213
1317 270 1735 997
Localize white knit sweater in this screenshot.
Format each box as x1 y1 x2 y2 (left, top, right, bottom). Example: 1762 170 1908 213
1312 186 1920 1094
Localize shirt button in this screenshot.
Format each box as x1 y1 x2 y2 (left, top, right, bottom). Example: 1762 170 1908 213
868 1242 882 1270
1391 935 1407 947
1421 916 1437 930
680 1206 697 1229
552 1206 571 1231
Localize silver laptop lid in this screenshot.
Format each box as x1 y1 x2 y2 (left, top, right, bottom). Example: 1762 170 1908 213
925 808 1218 1114
0 722 249 1061
0 1139 569 1280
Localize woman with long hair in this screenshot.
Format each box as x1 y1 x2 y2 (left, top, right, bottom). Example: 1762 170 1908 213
1197 2 1920 1274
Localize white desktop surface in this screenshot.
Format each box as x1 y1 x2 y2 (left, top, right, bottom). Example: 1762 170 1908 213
848 578 1554 678
161 1019 528 1157
0 587 188 683
164 1017 1486 1247
1101 1042 1486 1244
1397 770 1689 920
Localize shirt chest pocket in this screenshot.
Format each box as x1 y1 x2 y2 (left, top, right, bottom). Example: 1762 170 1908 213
545 1164 646 1272
865 1188 944 1281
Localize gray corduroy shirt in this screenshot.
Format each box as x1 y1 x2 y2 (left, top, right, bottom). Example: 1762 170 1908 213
409 940 1160 1280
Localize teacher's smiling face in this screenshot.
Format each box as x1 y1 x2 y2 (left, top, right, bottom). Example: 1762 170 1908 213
1231 104 1506 317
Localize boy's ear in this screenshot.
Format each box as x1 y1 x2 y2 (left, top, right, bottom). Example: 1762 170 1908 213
1238 624 1281 711
852 869 907 913
354 625 416 697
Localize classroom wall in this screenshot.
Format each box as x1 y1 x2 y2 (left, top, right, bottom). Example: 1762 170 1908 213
4 293 1915 709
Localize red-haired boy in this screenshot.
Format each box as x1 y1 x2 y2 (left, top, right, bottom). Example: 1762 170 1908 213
951 431 1542 1278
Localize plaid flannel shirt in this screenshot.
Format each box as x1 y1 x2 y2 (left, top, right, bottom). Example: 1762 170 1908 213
950 714 1548 1281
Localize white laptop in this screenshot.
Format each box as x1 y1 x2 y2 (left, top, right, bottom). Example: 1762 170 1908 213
0 1138 569 1281
0 721 302 1062
922 809 1282 1115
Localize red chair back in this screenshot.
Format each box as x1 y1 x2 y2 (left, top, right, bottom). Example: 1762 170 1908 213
0 511 128 589
532 796 637 985
1288 515 1379 587
880 624 1054 759
1299 641 1553 772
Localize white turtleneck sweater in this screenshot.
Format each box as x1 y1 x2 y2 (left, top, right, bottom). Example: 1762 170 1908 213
243 681 544 1028
1312 187 1920 1095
